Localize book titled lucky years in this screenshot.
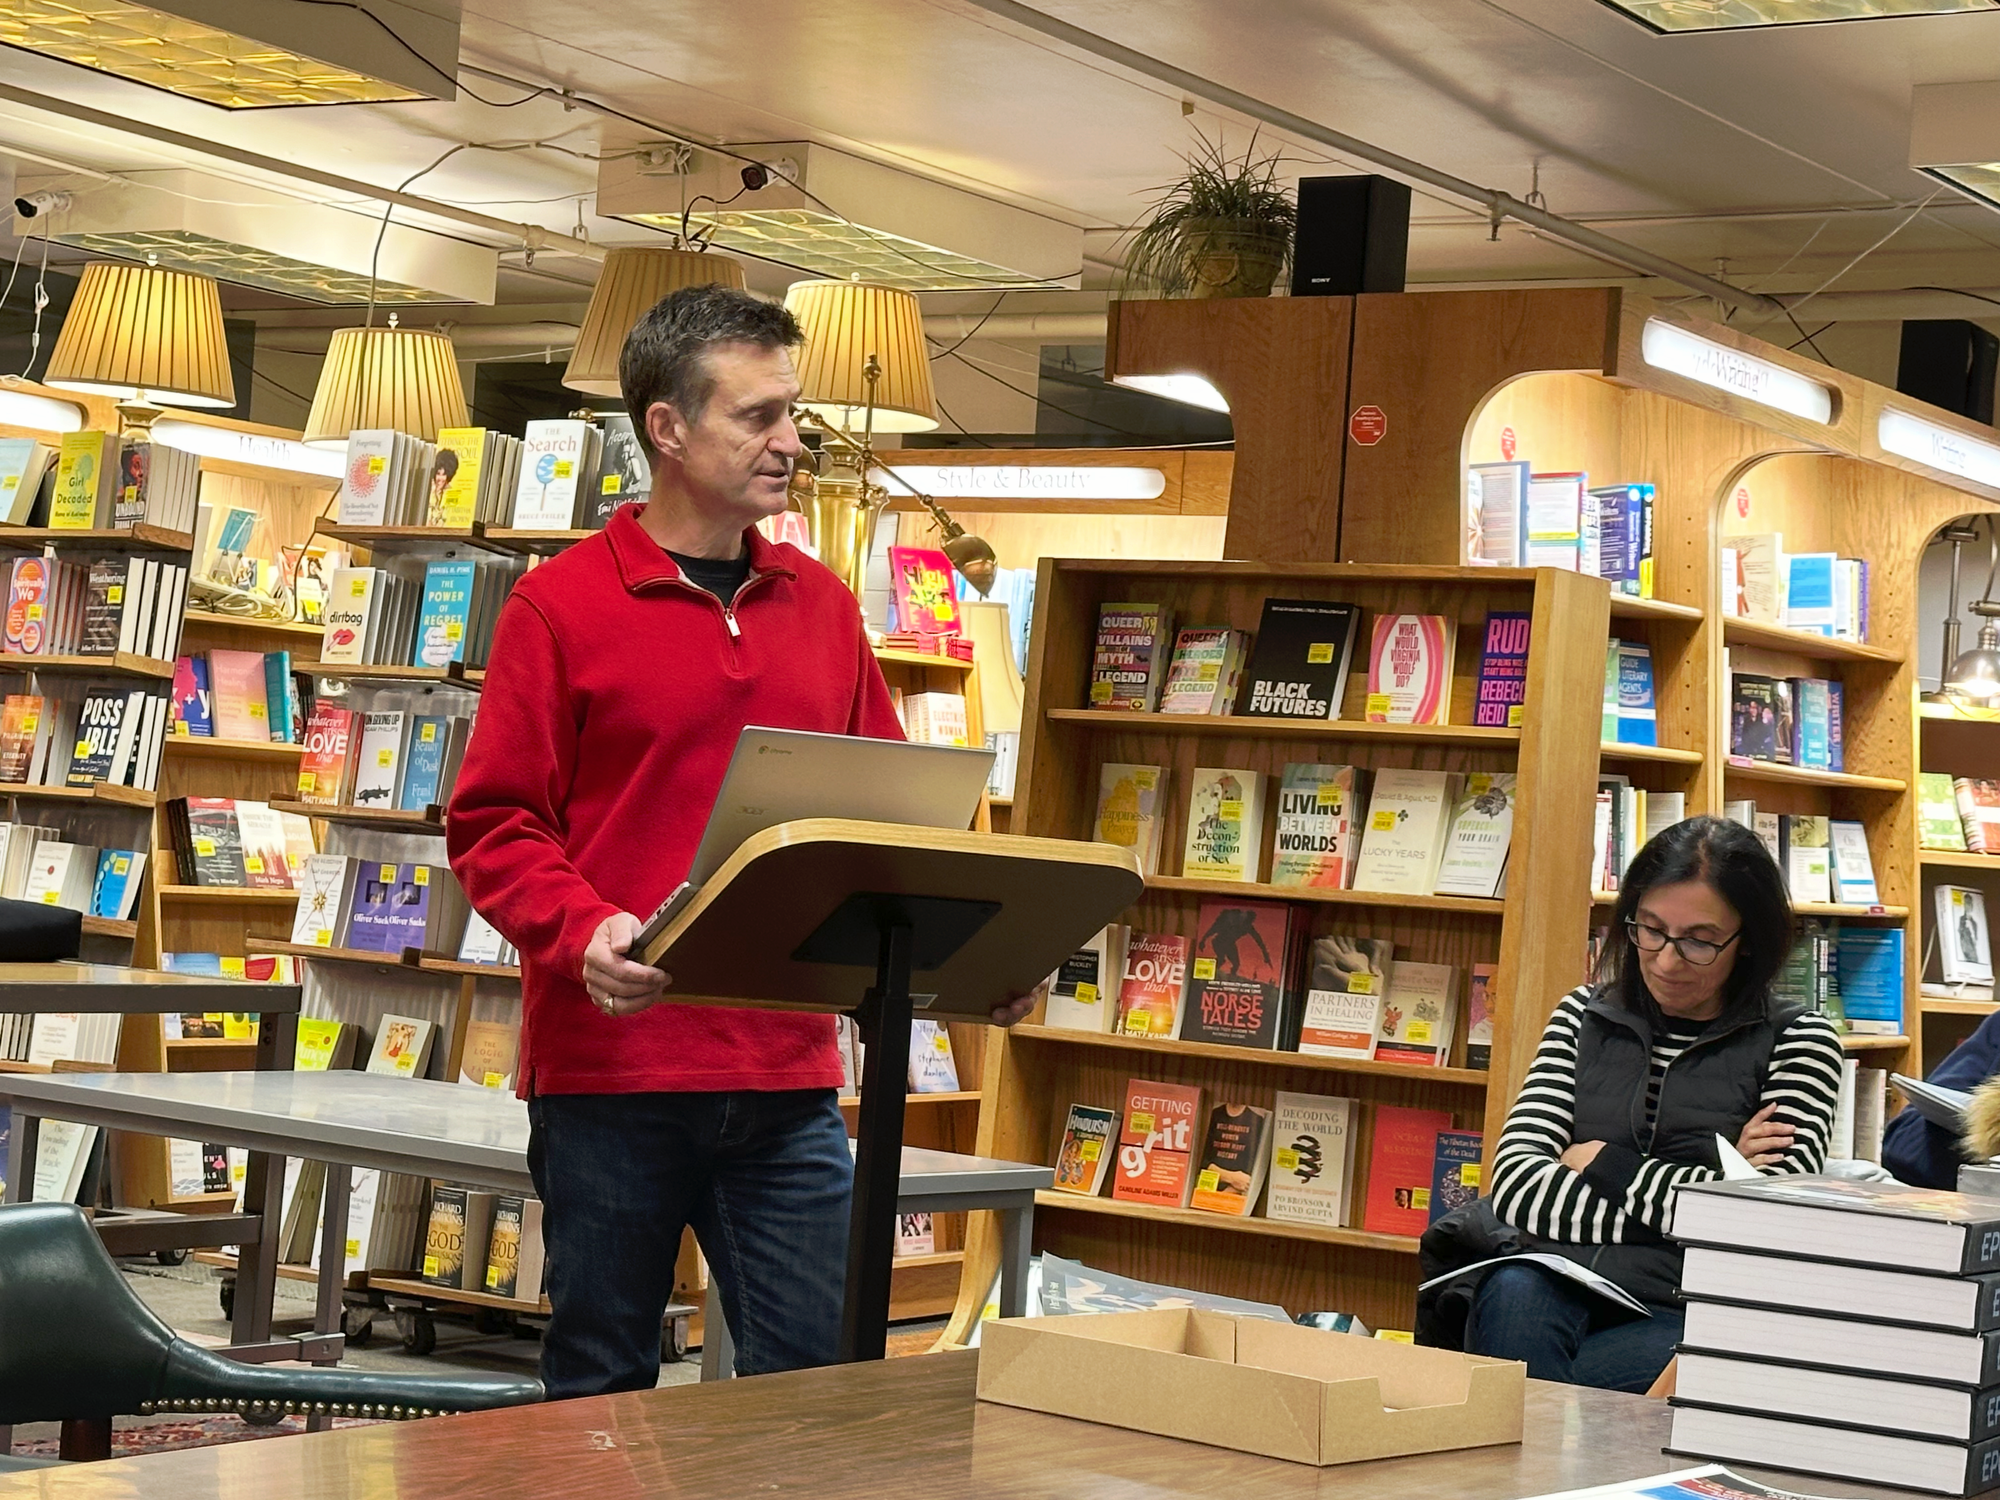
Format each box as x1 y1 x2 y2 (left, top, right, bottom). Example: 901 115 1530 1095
1236 598 1361 721
1180 897 1297 1050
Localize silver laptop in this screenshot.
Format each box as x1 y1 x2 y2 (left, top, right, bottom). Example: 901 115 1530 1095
634 726 995 948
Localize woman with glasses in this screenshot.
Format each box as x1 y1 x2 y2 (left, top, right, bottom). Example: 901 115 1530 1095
1463 815 1844 1391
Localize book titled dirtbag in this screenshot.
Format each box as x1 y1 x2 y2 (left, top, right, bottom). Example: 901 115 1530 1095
1237 598 1361 721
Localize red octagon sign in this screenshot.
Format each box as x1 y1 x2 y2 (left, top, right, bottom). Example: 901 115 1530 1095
1349 405 1387 446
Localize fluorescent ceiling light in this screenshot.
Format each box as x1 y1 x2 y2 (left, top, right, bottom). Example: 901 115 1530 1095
1598 0 1996 31
150 417 342 478
1879 408 2000 489
0 0 458 108
0 384 83 432
597 141 1081 293
21 169 496 305
1639 319 1832 424
876 464 1169 501
1110 373 1231 414
1912 84 2000 212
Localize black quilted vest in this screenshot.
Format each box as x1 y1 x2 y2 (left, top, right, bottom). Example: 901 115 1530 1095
1532 982 1807 1306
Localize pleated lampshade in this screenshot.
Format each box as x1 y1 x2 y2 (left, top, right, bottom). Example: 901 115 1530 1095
783 279 938 433
302 325 468 447
562 247 749 397
44 261 236 407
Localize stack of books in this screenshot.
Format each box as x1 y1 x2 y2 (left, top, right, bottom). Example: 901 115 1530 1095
1 554 189 663
1668 1176 2000 1494
333 430 442 527
292 702 473 813
288 852 470 957
319 558 520 672
161 797 316 888
1921 773 2000 859
41 431 202 533
509 418 605 531
0 683 171 794
1465 464 1658 596
171 648 308 742
1719 532 1871 642
1720 804 1880 906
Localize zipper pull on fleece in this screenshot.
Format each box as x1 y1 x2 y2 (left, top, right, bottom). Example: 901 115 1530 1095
723 608 741 638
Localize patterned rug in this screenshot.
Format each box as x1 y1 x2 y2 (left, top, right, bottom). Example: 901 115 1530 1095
11 1415 384 1459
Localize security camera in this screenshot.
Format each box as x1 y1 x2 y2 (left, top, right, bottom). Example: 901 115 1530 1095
14 190 71 219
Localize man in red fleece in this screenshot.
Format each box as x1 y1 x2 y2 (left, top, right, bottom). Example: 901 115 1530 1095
448 285 1024 1397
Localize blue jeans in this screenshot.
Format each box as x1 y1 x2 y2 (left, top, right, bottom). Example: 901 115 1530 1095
1463 1261 1683 1393
526 1088 852 1398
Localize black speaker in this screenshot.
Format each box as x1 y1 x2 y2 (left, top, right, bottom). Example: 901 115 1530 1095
1897 318 1999 425
1290 175 1411 297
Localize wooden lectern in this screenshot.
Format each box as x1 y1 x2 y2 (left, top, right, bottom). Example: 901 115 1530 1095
641 818 1143 1361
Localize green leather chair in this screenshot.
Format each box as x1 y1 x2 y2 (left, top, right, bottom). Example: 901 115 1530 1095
0 1201 542 1461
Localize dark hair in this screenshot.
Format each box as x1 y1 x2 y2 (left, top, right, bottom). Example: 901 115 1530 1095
1605 815 1794 1014
619 284 801 454
430 449 459 481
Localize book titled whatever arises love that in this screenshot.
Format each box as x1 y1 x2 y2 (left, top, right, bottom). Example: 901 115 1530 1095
1365 613 1456 726
1114 930 1189 1038
1110 1078 1204 1208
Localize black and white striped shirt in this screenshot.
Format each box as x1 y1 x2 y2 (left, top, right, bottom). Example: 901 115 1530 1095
1488 986 1845 1245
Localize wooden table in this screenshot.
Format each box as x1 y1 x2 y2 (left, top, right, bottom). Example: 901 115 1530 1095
0 1348 1910 1500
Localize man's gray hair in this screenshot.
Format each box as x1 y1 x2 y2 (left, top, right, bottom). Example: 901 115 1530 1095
618 284 802 453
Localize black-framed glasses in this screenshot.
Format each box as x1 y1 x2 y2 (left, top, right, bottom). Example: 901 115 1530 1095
1625 918 1740 967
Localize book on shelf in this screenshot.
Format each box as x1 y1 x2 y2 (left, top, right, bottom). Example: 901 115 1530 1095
457 1019 520 1091
587 413 648 528
511 419 603 530
21 840 98 914
431 428 523 530
88 848 145 921
1296 934 1393 1059
1784 550 1838 635
1050 1103 1118 1197
0 438 55 526
1364 613 1455 726
290 854 357 947
420 1184 498 1291
337 430 426 526
1608 640 1656 746
1350 768 1461 895
1467 460 1528 567
485 1195 547 1302
345 861 468 957
1376 962 1459 1068
1181 766 1266 882
1464 964 1496 1070
170 655 211 738
907 1018 960 1093
1827 819 1878 906
414 560 476 667
894 1212 934 1257
1431 772 1515 901
34 1120 99 1205
1158 627 1251 715
320 566 382 666
351 711 412 807
1786 676 1843 772
1472 610 1530 728
295 702 358 805
1728 673 1792 764
1113 930 1189 1038
1236 598 1361 721
1727 532 1784 624
1785 814 1833 905
1268 762 1366 888
1180 897 1298 1050
1109 1077 1203 1208
1922 772 1972 851
1937 886 1994 987
1188 1102 1271 1216
1093 762 1167 876
1428 1130 1482 1225
1043 924 1124 1033
49 431 118 530
294 1018 357 1072
1264 1092 1358 1229
1088 601 1173 711
898 691 968 746
365 1014 437 1079
1361 1105 1453 1236
1958 779 2000 855
457 908 518 969
1524 470 1598 572
1834 926 1904 1034
888 546 960 638
1592 482 1655 597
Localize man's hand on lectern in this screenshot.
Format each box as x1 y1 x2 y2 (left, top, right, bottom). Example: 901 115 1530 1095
584 912 671 1018
989 993 1036 1027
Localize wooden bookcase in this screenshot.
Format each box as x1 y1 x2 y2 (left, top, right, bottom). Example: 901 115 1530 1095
966 560 1606 1333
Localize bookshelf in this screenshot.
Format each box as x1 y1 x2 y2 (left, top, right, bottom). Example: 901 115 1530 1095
1917 711 2000 1072
962 559 1606 1336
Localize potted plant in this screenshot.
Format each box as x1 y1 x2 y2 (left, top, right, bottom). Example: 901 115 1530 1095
1120 132 1296 300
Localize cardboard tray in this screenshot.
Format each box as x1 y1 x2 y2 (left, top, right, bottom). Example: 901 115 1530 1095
976 1308 1525 1467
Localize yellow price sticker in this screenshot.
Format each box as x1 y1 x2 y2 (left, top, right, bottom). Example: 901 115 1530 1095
483 1070 505 1088
1075 982 1098 1006
1370 810 1397 831
345 1237 360 1260
420 723 438 742
933 603 954 622
367 456 386 475
414 867 430 886
1124 1011 1150 1034
107 585 122 603
1348 972 1376 995
377 748 393 766
193 837 215 856
349 577 368 597
601 474 619 494
1316 783 1344 807
248 702 266 720
38 891 56 905
446 622 463 640
379 863 396 882
1219 799 1243 820
486 1266 501 1288
1461 1164 1482 1188
296 770 317 792
313 930 332 947
1088 680 1113 703
1078 1140 1100 1162
111 855 129 874
1195 1168 1220 1193
1412 1189 1431 1209
554 460 573 478
1193 958 1216 980
244 855 263 874
1508 704 1524 727
1274 1147 1300 1173
421 1256 441 1279
1128 1110 1155 1138
26 605 41 621
1365 692 1392 718
19 715 34 734
73 738 90 758
1406 1019 1432 1042
1306 641 1335 664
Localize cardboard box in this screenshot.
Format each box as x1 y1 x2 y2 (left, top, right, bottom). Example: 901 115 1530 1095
975 1308 1524 1466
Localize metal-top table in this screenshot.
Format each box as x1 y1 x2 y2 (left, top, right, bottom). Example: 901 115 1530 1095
0 1071 1050 1378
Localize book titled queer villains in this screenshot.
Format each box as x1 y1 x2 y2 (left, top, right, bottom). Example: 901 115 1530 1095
1180 897 1295 1049
1237 598 1361 721
1088 602 1174 711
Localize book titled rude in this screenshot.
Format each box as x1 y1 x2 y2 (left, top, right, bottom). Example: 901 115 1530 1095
1472 611 1531 728
1180 898 1295 1050
1236 598 1361 721
1110 1078 1203 1208
1366 614 1456 726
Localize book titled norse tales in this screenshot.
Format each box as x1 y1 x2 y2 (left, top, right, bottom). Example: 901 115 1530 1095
1051 1103 1118 1196
1088 602 1173 711
1361 1105 1454 1235
1472 611 1531 728
1365 614 1456 726
1269 763 1366 889
1180 898 1296 1050
1181 766 1266 882
1265 1092 1359 1228
1189 1102 1273 1216
1296 934 1395 1059
1236 598 1362 721
1093 762 1166 875
1044 924 1125 1032
1431 772 1517 900
1110 1078 1203 1208
1114 930 1189 1038
1350 768 1462 895
1376 961 1460 1068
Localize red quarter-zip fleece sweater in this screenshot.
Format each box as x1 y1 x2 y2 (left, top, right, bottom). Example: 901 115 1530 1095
445 504 905 1096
